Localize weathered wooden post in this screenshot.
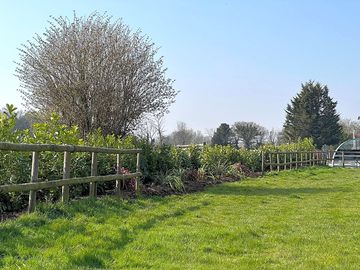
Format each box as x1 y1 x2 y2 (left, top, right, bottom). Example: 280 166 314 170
61 151 71 203
295 152 298 169
284 153 287 170
313 152 316 166
328 151 332 166
342 151 345 168
325 151 329 166
277 152 280 172
116 154 122 196
90 152 97 198
28 151 39 213
261 151 265 175
300 152 303 168
269 153 273 171
289 153 293 170
135 152 141 192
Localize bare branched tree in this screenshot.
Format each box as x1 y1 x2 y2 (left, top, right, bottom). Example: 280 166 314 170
154 114 166 145
339 118 360 140
267 128 280 145
135 113 166 145
16 12 177 137
171 122 195 145
164 121 207 145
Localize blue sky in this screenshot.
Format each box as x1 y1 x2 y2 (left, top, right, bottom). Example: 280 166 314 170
0 0 359 134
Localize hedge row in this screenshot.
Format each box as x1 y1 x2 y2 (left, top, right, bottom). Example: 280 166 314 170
0 108 315 213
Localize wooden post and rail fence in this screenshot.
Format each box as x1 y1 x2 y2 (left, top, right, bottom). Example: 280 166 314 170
1 142 359 213
261 150 360 174
0 142 142 213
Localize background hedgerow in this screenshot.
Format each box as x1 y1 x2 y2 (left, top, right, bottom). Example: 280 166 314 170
0 108 316 213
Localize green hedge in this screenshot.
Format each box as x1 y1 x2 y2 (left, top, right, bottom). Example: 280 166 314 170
0 107 316 213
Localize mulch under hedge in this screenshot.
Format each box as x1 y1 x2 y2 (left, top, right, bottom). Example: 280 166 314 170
1 164 261 222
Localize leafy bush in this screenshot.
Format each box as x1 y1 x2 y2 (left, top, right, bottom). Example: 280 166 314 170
187 145 202 169
201 145 238 169
162 169 186 192
171 147 191 169
260 138 315 153
205 161 229 181
238 149 262 171
226 164 246 180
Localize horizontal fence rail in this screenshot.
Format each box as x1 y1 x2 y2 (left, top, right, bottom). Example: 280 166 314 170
175 143 206 149
331 151 360 168
0 142 142 213
0 173 142 193
0 142 142 154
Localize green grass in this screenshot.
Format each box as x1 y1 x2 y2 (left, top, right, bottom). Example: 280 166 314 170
1 167 360 269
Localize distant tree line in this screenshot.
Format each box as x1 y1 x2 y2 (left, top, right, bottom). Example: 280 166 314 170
10 79 354 149
210 122 282 149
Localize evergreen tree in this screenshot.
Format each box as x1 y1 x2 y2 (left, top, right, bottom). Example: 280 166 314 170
211 123 235 146
283 81 342 147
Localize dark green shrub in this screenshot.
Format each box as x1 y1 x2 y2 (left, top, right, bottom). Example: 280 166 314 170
188 145 202 169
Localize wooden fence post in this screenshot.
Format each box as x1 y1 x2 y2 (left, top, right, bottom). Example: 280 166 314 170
277 152 280 172
307 152 310 166
300 152 303 168
325 151 328 166
135 152 141 193
284 153 287 170
342 151 345 168
320 152 323 165
116 154 122 196
90 152 97 198
289 153 293 170
313 152 316 166
269 153 273 171
261 151 265 175
295 152 298 169
28 151 39 213
61 151 71 203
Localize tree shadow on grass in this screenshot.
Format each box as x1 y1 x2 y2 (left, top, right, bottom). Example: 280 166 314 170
204 185 351 197
59 201 203 269
0 196 206 269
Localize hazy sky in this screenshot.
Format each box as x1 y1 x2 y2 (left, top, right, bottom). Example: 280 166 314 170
0 0 359 134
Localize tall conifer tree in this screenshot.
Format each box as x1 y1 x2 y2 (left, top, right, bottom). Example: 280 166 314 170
283 81 342 147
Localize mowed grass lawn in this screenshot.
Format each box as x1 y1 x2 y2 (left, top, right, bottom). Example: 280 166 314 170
1 167 360 269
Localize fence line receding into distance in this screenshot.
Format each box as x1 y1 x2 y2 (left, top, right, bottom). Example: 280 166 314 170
261 150 360 174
